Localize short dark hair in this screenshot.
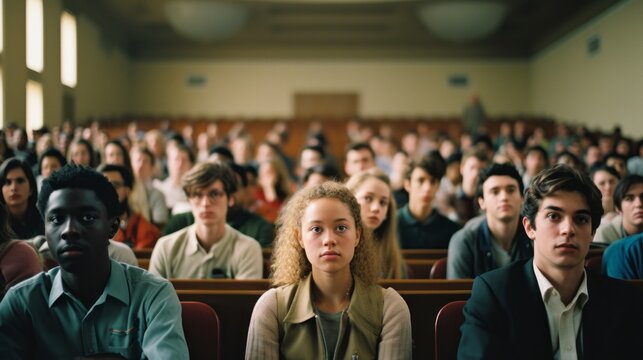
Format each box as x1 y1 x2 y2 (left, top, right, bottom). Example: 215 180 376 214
589 163 620 182
182 162 237 197
345 142 375 159
303 163 341 183
446 152 462 166
0 158 39 209
525 145 548 161
604 151 627 163
522 164 603 233
406 151 446 181
38 164 120 219
555 150 581 168
613 174 643 211
229 162 248 188
477 163 524 199
208 145 234 163
473 134 493 151
302 145 326 160
97 163 134 189
38 148 67 175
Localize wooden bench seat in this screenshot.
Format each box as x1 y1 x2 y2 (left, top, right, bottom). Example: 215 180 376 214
171 278 474 292
176 288 472 360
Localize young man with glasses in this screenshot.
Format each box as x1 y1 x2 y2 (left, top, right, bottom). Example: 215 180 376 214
149 162 262 279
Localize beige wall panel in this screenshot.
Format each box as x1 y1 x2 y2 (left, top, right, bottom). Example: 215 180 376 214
530 0 643 137
130 60 530 119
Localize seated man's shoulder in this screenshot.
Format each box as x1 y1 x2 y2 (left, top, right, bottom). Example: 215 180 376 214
450 216 484 244
435 210 463 233
117 262 172 290
4 270 55 302
156 226 191 248
162 212 194 236
605 233 642 255
230 226 262 250
476 259 529 288
594 215 623 241
591 271 643 302
602 234 643 279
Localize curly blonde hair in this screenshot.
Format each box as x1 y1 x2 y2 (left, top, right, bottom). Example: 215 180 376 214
345 169 406 279
271 181 378 286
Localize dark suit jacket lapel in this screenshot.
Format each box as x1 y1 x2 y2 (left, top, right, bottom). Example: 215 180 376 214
513 260 554 358
580 272 606 359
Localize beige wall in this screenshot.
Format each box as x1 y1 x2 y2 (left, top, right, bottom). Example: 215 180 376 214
131 60 530 119
530 0 643 137
1 0 130 129
75 13 130 123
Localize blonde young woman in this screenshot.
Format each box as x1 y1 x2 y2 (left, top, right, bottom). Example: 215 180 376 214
346 169 407 279
246 182 412 359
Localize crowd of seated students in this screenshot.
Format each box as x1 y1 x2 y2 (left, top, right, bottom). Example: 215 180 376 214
0 117 641 357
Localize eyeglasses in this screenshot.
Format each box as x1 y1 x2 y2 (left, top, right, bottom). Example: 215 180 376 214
189 189 226 201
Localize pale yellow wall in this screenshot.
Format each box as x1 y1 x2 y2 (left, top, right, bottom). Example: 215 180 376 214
530 0 643 137
131 60 530 119
1 0 130 129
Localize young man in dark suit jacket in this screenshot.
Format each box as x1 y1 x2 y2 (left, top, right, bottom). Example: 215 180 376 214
459 164 643 360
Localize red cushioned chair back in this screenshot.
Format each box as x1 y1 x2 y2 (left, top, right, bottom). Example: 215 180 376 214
435 300 466 360
181 301 221 360
430 257 448 279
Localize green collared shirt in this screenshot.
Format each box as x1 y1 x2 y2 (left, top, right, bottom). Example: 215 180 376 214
0 260 188 359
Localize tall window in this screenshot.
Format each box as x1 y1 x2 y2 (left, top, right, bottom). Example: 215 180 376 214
61 11 77 88
26 80 43 133
26 0 44 72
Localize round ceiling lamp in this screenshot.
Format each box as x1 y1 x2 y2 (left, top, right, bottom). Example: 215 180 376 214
418 1 507 43
164 1 248 42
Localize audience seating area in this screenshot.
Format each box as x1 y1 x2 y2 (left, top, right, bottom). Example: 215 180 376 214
131 247 612 359
102 117 557 164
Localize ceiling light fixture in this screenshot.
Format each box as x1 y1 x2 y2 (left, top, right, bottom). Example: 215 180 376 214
164 1 248 42
418 1 507 43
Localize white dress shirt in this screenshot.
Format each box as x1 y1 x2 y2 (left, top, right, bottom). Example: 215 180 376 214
533 263 589 360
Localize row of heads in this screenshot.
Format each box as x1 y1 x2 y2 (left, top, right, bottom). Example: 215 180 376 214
3 153 639 236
